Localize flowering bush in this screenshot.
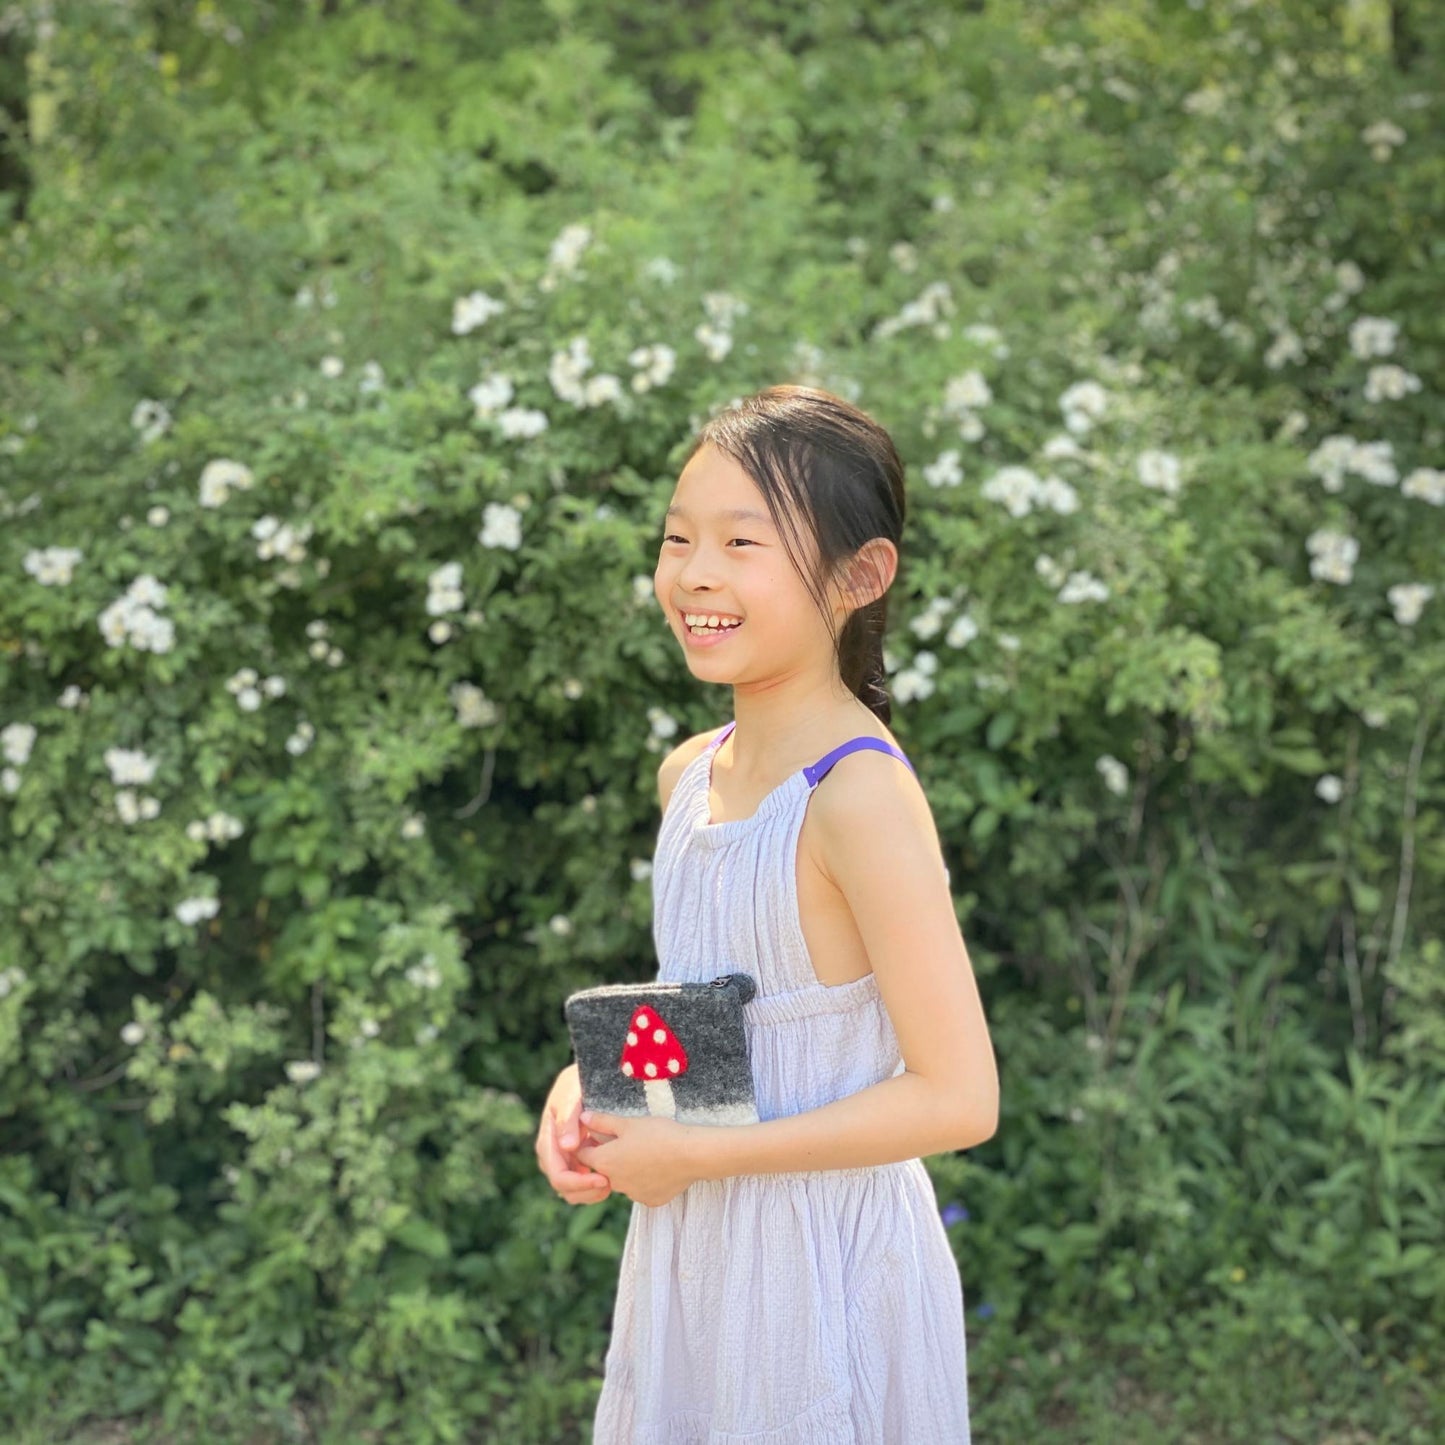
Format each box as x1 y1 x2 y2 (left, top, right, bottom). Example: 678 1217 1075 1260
1 0 1442 1439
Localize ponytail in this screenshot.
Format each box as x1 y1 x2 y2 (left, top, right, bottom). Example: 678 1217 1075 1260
837 597 891 725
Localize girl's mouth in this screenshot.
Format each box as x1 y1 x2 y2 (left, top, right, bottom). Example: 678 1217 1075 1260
680 611 743 648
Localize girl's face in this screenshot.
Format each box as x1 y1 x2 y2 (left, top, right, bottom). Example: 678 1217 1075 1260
653 444 844 686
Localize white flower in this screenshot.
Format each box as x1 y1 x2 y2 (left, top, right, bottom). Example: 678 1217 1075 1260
981 465 1043 518
1361 120 1405 161
496 407 549 439
452 290 506 335
909 597 955 640
285 1060 322 1085
694 323 733 362
583 372 623 408
2 723 36 766
285 722 316 755
58 685 86 709
892 666 935 703
401 814 426 839
702 292 749 328
1363 364 1422 404
0 965 26 995
963 323 1009 358
1387 582 1435 627
632 574 655 606
428 620 452 644
1315 774 1343 804
23 545 84 585
1036 475 1079 514
263 675 286 699
358 360 385 394
478 502 523 551
451 682 499 728
549 336 593 405
922 450 963 488
146 505 170 527
1035 554 1066 588
104 747 159 786
121 1021 146 1046
1335 261 1365 296
1264 330 1304 369
1096 755 1129 797
629 858 653 883
548 913 574 937
1307 435 1398 492
872 281 954 340
1 768 20 795
406 957 443 989
628 344 676 392
943 370 992 414
131 399 173 443
1058 570 1110 604
642 256 679 285
547 222 592 274
1306 435 1358 493
647 707 678 740
426 562 465 616
1401 467 1444 505
468 372 514 417
1137 450 1182 496
175 895 220 925
1060 381 1108 434
1305 529 1359 585
562 677 584 700
1042 434 1083 461
945 612 980 649
319 355 344 379
1349 317 1399 360
889 241 918 273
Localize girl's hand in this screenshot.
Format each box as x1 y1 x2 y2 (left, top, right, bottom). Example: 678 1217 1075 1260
574 1110 696 1208
535 1063 612 1206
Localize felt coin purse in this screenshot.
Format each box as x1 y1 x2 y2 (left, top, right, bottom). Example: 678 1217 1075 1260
563 972 759 1126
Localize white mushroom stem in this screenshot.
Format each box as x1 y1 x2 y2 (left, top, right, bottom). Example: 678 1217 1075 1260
643 1078 677 1118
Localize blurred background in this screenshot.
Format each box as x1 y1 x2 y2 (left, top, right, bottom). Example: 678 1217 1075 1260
1 1 1441 1441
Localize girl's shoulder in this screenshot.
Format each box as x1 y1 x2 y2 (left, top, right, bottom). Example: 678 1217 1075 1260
655 724 730 814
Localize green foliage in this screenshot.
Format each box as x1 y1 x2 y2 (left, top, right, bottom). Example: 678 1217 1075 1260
1 0 1442 1439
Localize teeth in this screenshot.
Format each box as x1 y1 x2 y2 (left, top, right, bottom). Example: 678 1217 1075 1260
684 612 741 630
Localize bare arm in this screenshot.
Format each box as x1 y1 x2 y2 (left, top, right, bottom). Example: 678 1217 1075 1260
679 751 999 1178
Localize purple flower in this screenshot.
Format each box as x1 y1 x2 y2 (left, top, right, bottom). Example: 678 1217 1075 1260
941 1202 970 1227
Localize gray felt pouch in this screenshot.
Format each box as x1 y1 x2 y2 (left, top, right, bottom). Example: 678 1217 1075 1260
563 972 759 1126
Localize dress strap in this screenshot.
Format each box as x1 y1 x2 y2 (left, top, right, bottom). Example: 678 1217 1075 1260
803 736 915 787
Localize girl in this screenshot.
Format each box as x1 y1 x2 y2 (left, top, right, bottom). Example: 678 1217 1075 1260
536 385 998 1443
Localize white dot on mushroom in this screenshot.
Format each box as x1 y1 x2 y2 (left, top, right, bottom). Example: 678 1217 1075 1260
652 1027 665 1043
637 1013 650 1028
644 1062 657 1078
668 1058 680 1073
627 1031 637 1045
622 1062 633 1076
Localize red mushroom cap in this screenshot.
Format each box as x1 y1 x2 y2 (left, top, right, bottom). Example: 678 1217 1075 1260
619 1004 689 1082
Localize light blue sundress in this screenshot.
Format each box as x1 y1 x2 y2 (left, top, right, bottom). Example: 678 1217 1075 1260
591 722 972 1443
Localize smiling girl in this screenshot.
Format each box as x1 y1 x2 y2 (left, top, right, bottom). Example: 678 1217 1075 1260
537 384 998 1442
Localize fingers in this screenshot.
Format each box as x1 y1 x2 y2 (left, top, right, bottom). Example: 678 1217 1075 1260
540 1112 610 1197
557 1101 581 1151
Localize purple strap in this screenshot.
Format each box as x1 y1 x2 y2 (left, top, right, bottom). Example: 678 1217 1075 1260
804 737 916 787
712 723 915 787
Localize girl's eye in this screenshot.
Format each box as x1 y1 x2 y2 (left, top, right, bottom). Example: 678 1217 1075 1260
660 535 756 547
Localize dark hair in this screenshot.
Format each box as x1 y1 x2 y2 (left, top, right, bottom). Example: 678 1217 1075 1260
684 384 906 725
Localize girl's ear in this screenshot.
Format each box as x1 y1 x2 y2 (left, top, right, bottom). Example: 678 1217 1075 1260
834 538 897 612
